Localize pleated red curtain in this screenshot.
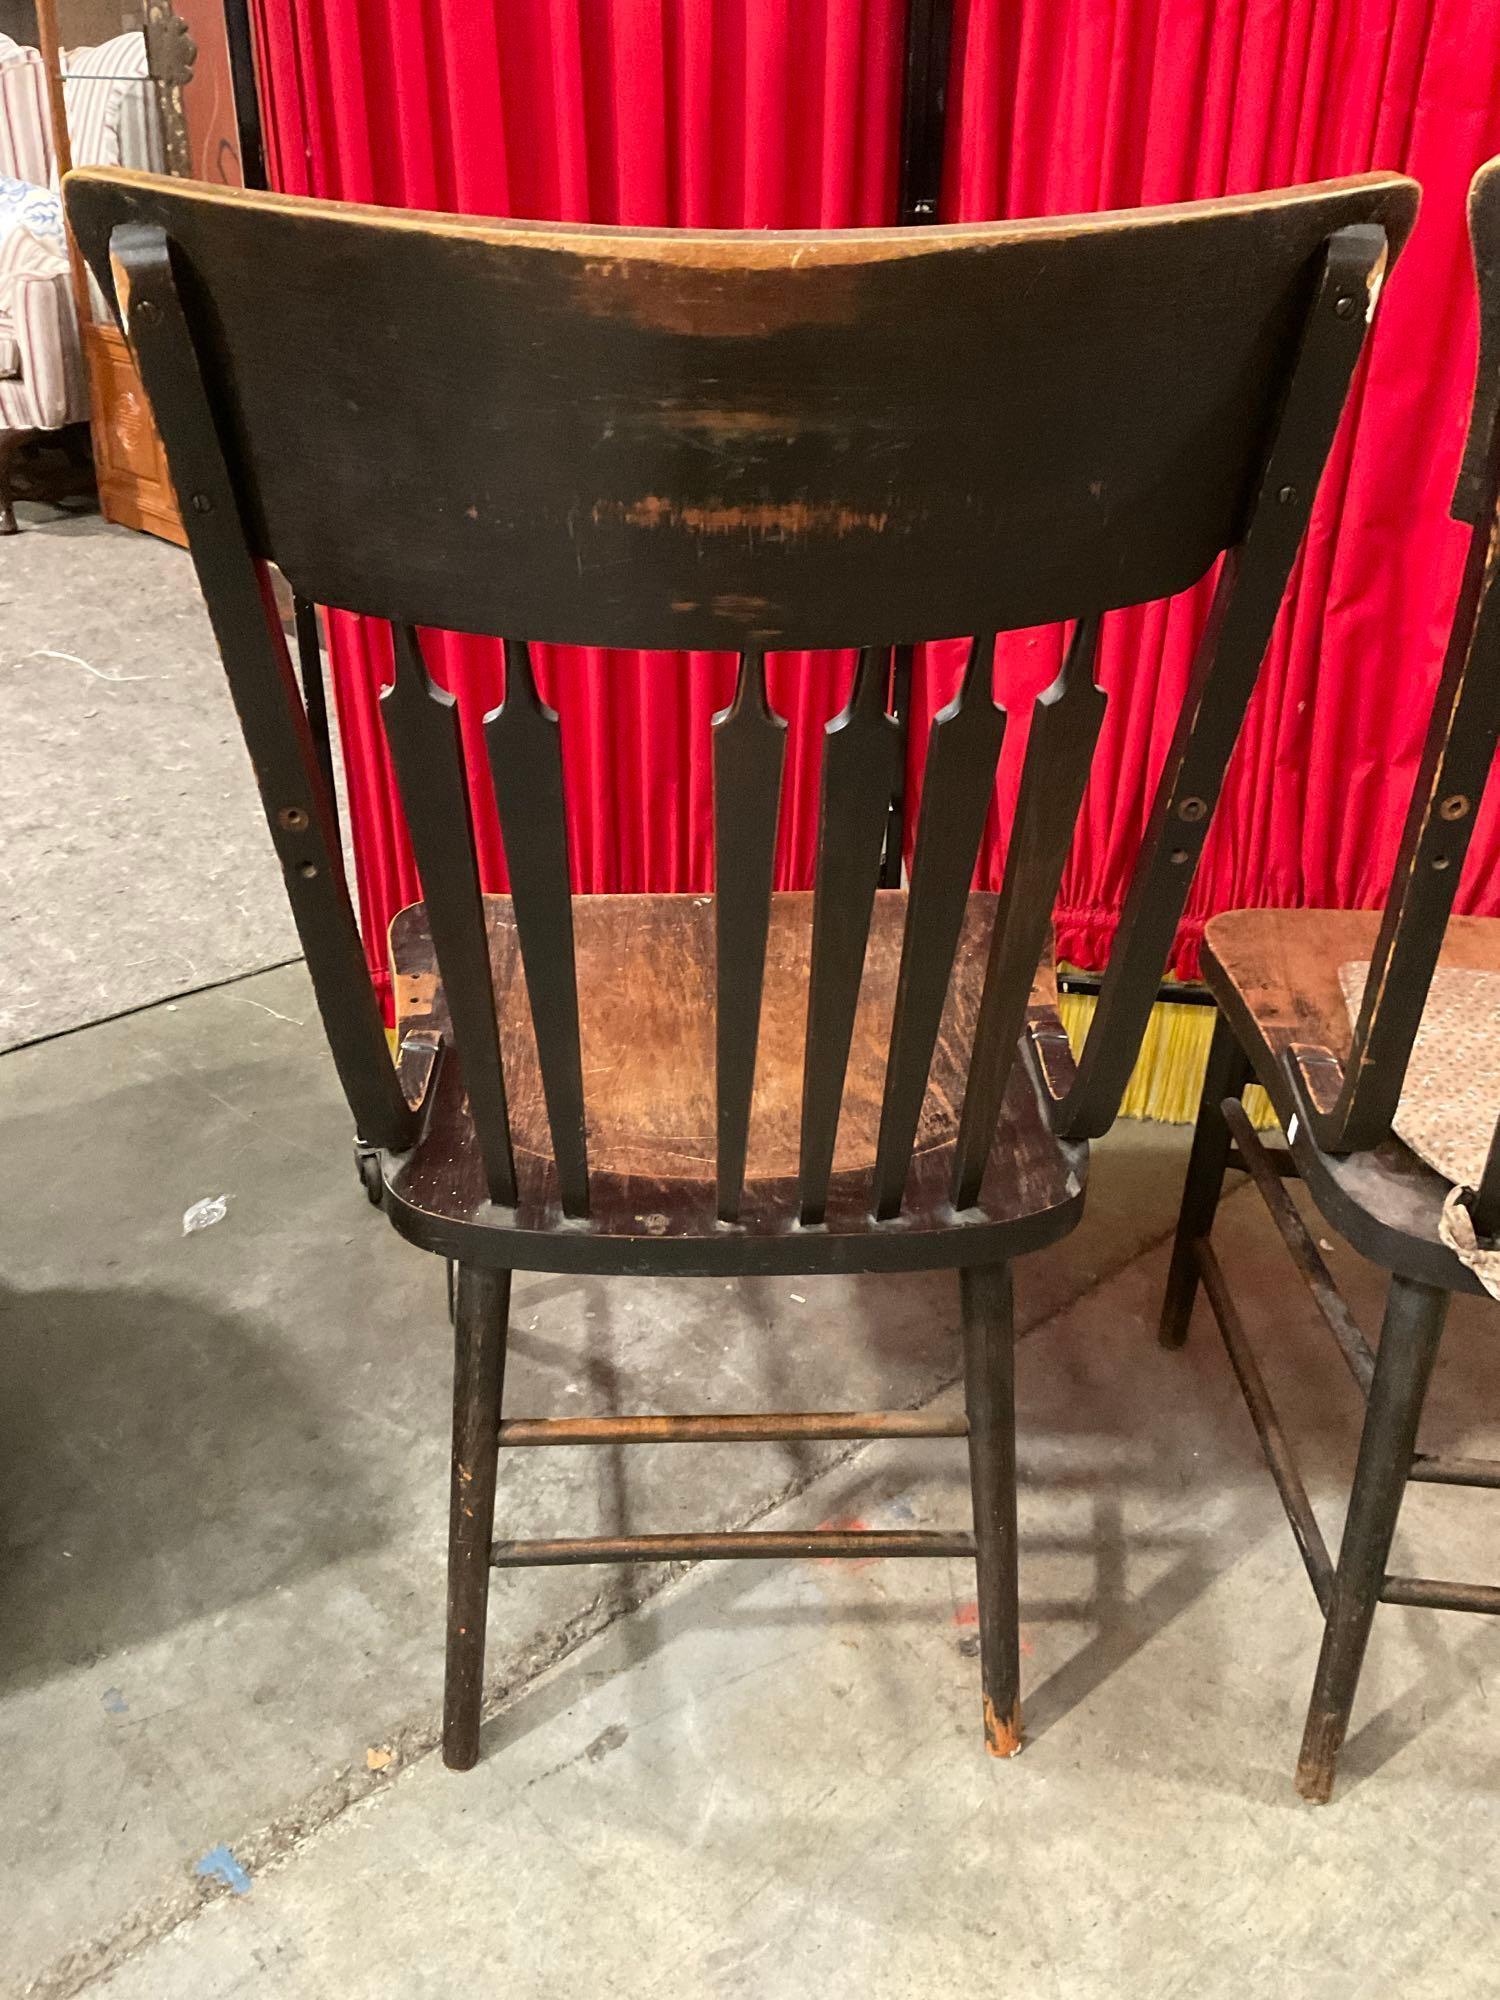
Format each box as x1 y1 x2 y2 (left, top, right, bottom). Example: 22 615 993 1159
248 0 1500 1006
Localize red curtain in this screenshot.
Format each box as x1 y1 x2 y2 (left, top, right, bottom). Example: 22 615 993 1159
249 0 1500 1007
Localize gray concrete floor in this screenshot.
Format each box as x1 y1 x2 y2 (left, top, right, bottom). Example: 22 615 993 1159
4 966 1500 1997
2 957 1204 1999
1 509 296 1049
6 509 1500 1996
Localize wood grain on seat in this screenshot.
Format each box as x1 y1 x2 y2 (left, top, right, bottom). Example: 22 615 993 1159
392 889 1061 1183
1202 908 1500 1066
386 890 1074 1267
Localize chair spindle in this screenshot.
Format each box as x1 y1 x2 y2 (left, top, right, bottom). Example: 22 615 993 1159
872 634 1004 1220
713 652 787 1222
952 619 1105 1209
382 626 517 1207
799 647 902 1224
485 641 589 1217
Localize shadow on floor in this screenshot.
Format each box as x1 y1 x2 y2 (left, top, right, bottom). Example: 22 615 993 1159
0 1277 387 1694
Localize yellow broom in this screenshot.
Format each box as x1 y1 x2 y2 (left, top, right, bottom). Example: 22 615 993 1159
1056 979 1277 1128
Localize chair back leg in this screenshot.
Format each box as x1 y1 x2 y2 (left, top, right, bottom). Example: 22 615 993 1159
443 1265 512 1770
1160 1012 1253 1348
960 1263 1023 1755
1296 1273 1448 1802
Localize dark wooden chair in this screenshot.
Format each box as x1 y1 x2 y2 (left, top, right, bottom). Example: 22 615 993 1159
65 164 1415 1770
1159 159 1500 1805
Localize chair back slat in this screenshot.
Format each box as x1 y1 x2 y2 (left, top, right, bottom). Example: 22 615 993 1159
799 648 903 1224
871 636 1005 1219
485 641 589 1216
714 653 788 1222
382 626 517 1206
952 620 1105 1209
1054 222 1395 1143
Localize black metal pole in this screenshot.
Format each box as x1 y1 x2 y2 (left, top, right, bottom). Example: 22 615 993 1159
882 0 955 886
222 0 268 192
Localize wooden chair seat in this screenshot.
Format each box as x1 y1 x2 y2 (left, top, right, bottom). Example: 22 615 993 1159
385 889 1083 1275
1202 907 1500 1294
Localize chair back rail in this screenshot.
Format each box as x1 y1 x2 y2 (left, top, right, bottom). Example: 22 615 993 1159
67 171 1417 1225
1285 160 1500 1222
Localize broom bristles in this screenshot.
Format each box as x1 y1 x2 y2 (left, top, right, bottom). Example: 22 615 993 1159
1056 991 1276 1129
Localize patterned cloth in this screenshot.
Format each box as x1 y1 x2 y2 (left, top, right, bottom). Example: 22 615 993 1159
1340 960 1500 1297
0 174 65 250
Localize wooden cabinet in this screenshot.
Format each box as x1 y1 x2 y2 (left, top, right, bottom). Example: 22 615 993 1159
83 319 185 545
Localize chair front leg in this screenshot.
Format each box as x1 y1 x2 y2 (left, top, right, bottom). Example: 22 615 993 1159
960 1262 1022 1756
443 1264 512 1770
1296 1273 1447 1802
1159 1010 1253 1348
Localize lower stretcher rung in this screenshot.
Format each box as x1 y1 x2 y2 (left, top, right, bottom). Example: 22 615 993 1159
1381 1575 1500 1615
498 1410 968 1446
490 1529 976 1567
1408 1453 1500 1490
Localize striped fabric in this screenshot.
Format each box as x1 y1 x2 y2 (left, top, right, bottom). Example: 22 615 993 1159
0 36 54 187
63 33 166 174
0 41 85 437
0 251 84 428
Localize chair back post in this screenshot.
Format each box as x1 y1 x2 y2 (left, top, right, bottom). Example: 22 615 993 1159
1289 161 1500 1163
1054 221 1393 1142
105 220 416 1156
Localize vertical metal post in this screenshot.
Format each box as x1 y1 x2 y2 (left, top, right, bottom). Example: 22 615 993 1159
222 0 269 192
882 0 956 887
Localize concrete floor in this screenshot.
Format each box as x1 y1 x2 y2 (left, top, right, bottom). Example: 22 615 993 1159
6 510 1500 1996
1 509 295 1049
1 958 1198 1997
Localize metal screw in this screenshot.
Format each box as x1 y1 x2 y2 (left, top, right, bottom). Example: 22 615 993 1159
1277 485 1296 505
1170 848 1190 866
278 806 309 831
190 493 213 515
132 299 160 327
1432 855 1451 871
1178 796 1208 822
1334 294 1357 319
297 861 318 879
1440 794 1470 821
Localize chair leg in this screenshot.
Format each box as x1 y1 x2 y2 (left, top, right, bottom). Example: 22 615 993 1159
1295 1273 1447 1803
443 1264 512 1771
1159 1011 1253 1348
960 1262 1022 1757
0 430 27 536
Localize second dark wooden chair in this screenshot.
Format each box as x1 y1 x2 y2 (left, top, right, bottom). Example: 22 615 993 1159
66 164 1414 1771
1160 159 1500 1804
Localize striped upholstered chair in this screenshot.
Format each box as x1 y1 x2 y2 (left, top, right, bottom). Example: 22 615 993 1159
0 35 85 532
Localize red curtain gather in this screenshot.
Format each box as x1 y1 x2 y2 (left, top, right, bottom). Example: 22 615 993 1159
248 0 1500 1008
